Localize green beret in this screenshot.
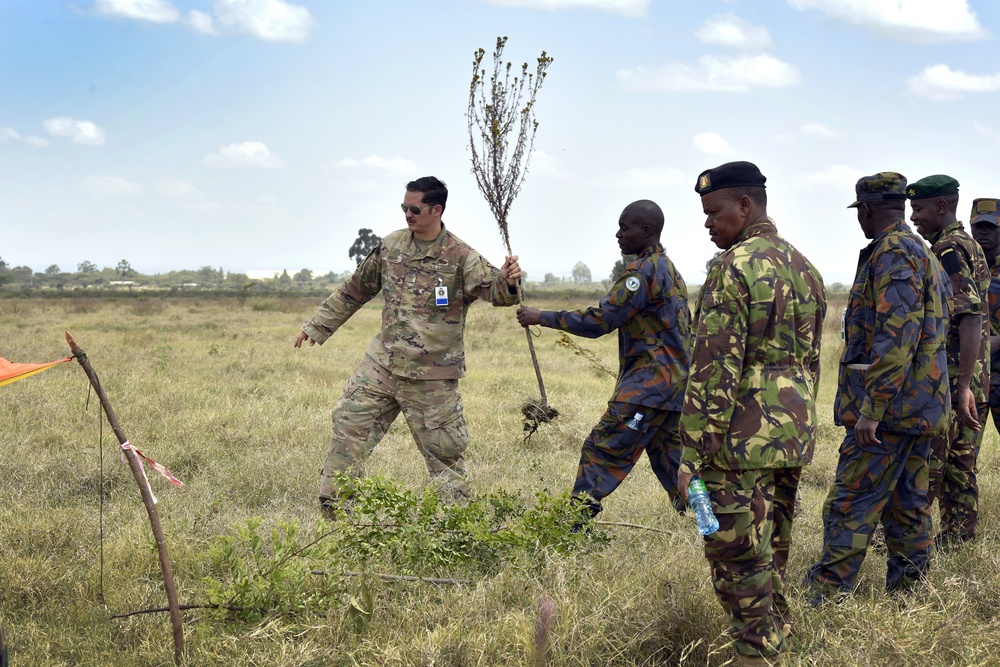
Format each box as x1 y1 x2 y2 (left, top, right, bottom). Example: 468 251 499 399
848 172 908 208
971 197 1000 226
906 174 959 200
695 161 766 196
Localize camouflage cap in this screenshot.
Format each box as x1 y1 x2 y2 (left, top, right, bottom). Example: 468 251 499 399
970 198 1000 226
847 172 908 208
906 174 959 200
694 161 766 196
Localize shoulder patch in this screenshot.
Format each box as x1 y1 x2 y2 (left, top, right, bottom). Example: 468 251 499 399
939 247 963 276
624 275 640 291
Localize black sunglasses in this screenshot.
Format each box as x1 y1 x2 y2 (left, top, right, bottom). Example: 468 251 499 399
401 204 433 215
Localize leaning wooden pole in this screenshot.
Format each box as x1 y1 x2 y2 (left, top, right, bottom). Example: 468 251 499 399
65 332 184 665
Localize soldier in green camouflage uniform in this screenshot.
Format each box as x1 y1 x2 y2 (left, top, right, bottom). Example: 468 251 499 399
516 200 691 520
804 173 950 602
679 162 826 667
909 175 989 545
295 176 521 509
969 198 1000 435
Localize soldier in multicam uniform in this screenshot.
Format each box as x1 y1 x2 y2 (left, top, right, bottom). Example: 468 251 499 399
908 175 989 546
970 198 1000 434
803 173 950 603
515 200 691 523
678 161 826 667
294 176 521 512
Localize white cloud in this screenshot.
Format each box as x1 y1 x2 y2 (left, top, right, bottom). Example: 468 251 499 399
777 122 837 140
907 64 1000 101
82 175 143 198
3 127 49 147
799 122 835 138
336 155 416 173
44 117 106 145
792 164 863 190
787 0 988 43
617 54 801 92
188 10 217 35
153 178 205 199
204 141 286 169
93 0 180 23
612 167 687 188
213 0 316 43
696 14 773 50
475 0 647 17
693 132 734 156
974 121 1000 143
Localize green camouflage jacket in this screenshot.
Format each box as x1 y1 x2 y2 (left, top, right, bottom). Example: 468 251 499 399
680 218 827 472
302 225 517 379
926 220 991 401
835 220 951 434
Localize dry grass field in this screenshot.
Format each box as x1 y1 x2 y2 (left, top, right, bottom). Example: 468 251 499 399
2 294 1000 666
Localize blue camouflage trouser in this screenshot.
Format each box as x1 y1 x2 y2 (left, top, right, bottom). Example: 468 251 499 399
699 466 800 660
804 428 931 597
929 400 988 540
572 402 683 514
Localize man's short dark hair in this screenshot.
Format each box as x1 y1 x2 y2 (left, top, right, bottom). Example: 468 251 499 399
725 186 767 208
407 176 448 211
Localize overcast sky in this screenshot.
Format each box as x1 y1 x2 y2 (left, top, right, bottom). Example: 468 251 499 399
3 0 1000 285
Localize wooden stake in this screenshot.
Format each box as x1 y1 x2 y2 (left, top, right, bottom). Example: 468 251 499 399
65 332 185 665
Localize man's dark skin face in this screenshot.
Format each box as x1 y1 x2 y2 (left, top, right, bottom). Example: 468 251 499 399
616 210 652 256
973 220 1000 262
909 198 947 240
856 203 876 239
701 189 750 250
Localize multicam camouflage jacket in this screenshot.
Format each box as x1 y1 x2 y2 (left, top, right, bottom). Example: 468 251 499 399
302 225 517 380
926 220 991 402
680 218 826 472
835 220 951 435
538 243 691 411
988 261 1000 393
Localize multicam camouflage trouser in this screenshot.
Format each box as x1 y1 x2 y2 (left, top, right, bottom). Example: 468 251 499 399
804 429 931 597
318 355 470 505
572 403 683 515
700 466 800 661
929 401 987 540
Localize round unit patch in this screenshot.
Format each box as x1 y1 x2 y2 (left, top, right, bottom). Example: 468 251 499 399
624 276 640 291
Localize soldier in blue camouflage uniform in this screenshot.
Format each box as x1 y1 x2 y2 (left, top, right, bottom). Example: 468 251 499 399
909 175 989 545
295 176 522 510
970 198 1000 434
516 200 691 520
678 162 826 667
804 173 950 602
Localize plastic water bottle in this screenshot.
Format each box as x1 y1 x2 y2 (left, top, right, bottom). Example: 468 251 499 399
688 477 719 536
625 411 644 430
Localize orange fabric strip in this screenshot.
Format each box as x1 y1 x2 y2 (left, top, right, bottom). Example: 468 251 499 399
0 357 72 387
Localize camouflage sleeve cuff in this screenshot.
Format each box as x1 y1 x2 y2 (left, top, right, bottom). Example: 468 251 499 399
679 445 704 474
860 396 886 423
302 321 332 345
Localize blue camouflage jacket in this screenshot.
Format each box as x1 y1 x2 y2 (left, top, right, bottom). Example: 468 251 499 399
835 220 951 435
538 243 691 411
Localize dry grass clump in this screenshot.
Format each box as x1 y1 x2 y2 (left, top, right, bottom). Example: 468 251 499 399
2 294 1000 665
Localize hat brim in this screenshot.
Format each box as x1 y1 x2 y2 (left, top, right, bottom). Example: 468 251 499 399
847 200 861 209
972 213 1000 226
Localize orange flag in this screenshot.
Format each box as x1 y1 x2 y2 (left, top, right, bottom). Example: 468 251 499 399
0 357 72 387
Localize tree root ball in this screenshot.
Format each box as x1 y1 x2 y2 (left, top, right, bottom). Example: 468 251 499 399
521 400 559 436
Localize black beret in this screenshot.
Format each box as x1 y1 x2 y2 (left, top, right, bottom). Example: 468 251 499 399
695 161 766 195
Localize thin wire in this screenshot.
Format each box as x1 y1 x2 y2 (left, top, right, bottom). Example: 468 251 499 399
85 379 107 608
